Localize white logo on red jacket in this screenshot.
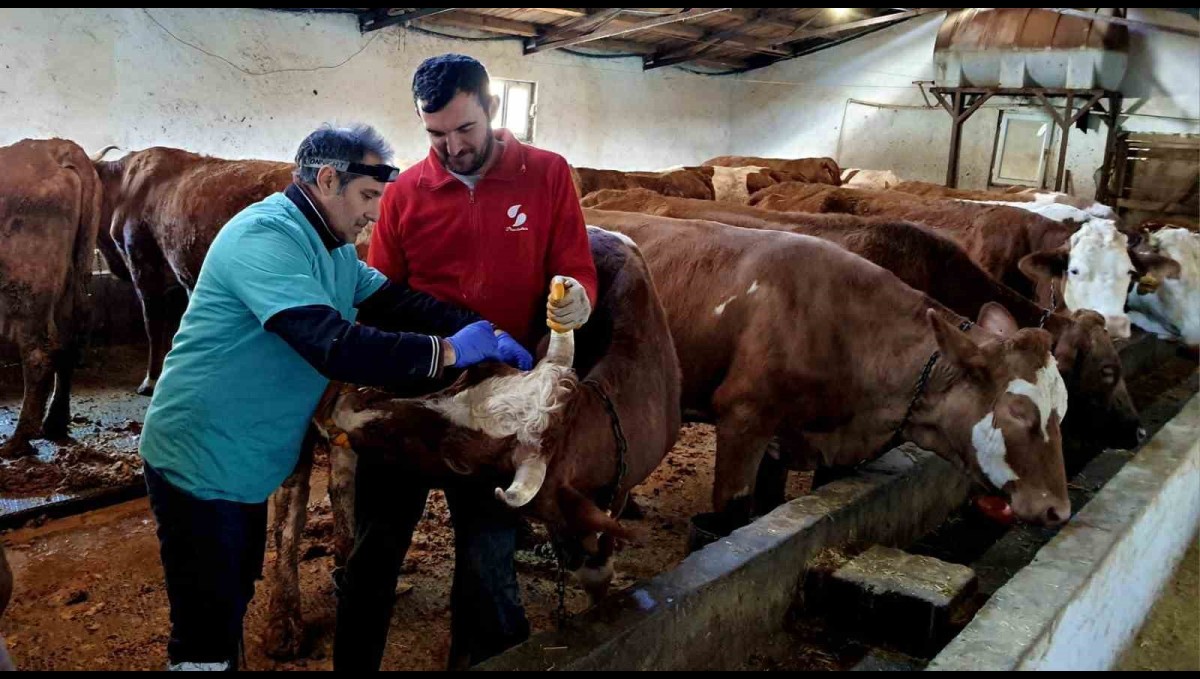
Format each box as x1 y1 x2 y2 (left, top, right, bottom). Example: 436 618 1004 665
506 204 529 232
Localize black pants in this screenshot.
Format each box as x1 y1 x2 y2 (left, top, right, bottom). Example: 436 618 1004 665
333 457 530 671
145 463 268 670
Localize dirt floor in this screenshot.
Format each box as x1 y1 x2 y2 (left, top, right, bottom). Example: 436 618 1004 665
0 345 147 498
1 342 1194 671
0 344 812 670
1116 534 1200 672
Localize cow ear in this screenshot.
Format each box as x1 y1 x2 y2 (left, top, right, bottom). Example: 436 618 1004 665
1129 249 1181 280
928 309 987 376
977 302 1020 337
1019 247 1069 284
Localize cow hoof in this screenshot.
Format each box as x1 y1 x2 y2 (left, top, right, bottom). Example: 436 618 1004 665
41 419 70 442
136 380 156 397
262 616 305 661
0 438 35 459
619 496 645 520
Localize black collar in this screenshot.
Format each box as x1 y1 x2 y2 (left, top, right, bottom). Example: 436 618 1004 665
286 182 343 252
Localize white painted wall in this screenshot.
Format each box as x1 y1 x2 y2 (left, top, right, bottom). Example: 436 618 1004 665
726 9 1200 198
0 8 733 170
2 9 1196 193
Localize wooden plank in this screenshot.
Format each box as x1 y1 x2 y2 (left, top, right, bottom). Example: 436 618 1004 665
529 8 732 53
1116 199 1198 215
421 12 541 37
360 8 456 33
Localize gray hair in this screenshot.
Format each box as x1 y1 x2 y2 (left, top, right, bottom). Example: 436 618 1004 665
294 123 394 187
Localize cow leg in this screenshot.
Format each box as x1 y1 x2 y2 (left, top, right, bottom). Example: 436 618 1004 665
711 401 779 526
41 342 80 440
263 439 314 660
121 233 172 396
574 532 616 606
753 439 788 515
1 344 54 459
327 442 357 569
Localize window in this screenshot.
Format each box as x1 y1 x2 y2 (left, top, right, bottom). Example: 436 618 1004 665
991 111 1054 188
490 79 536 143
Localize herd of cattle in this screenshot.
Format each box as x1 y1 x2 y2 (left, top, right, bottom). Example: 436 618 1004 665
1 137 1198 659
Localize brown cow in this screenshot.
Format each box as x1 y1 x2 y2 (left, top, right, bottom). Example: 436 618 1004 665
571 167 713 200
263 228 681 657
581 189 1143 449
753 182 1184 339
93 147 294 395
583 208 1072 530
702 155 842 186
1 543 12 670
0 139 103 458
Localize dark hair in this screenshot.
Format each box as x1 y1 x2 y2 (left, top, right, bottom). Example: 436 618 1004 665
412 53 491 114
294 123 393 188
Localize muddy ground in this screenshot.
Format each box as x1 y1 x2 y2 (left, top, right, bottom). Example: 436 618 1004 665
1 343 1195 671
1 346 814 670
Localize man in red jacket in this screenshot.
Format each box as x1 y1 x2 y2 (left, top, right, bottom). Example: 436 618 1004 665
334 54 598 671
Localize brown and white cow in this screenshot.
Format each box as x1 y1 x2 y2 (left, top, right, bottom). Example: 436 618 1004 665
583 208 1072 530
263 228 681 658
0 139 103 458
892 180 1116 220
657 165 791 204
702 155 842 186
840 168 902 190
751 182 1181 339
581 189 1143 449
1127 227 1200 347
92 147 294 395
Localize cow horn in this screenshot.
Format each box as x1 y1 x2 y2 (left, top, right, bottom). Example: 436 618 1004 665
495 456 548 508
90 145 121 163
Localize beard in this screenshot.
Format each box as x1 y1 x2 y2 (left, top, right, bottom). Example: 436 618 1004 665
440 127 495 175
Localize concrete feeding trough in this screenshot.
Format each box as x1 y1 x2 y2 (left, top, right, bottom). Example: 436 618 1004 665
479 335 1197 671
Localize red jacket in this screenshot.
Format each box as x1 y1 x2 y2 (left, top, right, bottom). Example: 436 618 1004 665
369 129 598 347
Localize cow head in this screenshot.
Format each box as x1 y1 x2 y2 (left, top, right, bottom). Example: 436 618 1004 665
1018 221 1180 339
1127 227 1200 347
1051 309 1142 448
918 305 1070 526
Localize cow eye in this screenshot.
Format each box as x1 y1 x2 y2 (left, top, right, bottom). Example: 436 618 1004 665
1069 268 1079 276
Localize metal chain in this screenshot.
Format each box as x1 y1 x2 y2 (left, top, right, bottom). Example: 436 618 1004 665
1038 281 1058 329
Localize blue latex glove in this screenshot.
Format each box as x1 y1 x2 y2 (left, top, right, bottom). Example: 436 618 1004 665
446 321 502 368
495 331 534 370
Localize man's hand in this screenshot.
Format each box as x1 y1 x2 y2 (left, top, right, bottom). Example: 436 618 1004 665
444 321 502 368
495 330 534 370
546 275 591 332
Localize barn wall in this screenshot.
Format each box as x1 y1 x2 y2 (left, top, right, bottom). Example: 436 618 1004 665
0 8 734 171
727 9 1200 198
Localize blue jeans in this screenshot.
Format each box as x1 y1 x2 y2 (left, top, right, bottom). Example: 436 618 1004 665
145 462 267 670
333 457 529 671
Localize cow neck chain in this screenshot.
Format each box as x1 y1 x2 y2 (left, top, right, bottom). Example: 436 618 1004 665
583 379 629 512
1039 281 1058 329
550 538 570 629
886 318 975 454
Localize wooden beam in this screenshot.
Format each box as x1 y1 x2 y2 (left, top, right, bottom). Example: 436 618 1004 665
528 8 733 53
732 8 943 53
1116 198 1199 215
359 8 456 33
644 9 794 69
532 8 625 45
1045 8 1200 38
420 12 540 38
727 7 804 33
529 8 588 18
